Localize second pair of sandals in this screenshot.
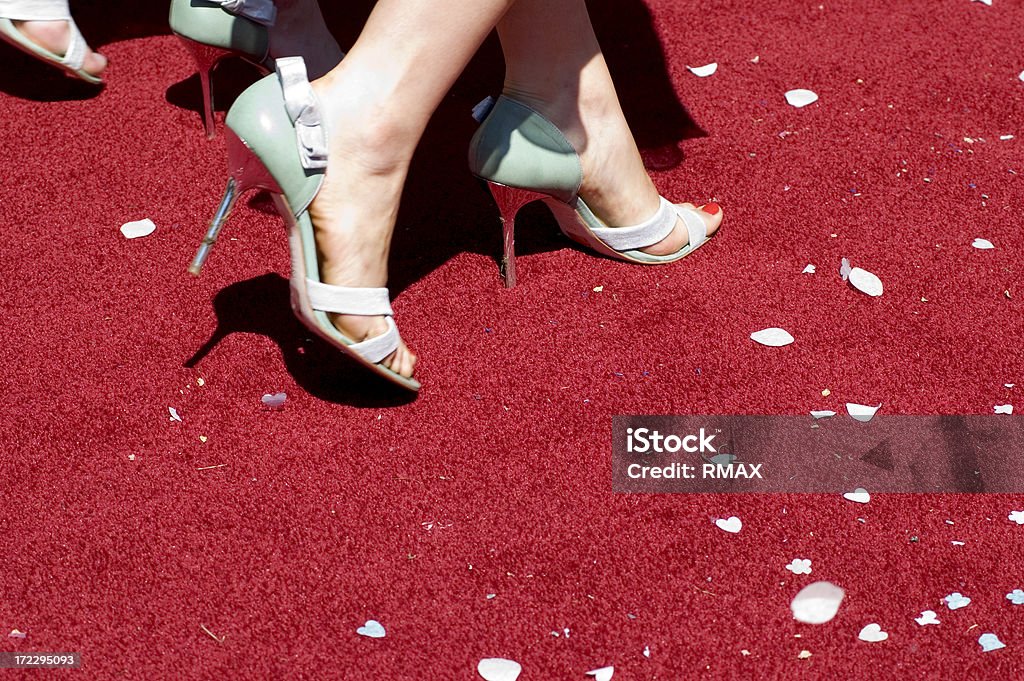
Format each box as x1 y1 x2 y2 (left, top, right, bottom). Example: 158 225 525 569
188 57 722 393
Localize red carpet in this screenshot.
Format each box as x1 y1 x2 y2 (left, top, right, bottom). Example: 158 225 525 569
1 0 1022 678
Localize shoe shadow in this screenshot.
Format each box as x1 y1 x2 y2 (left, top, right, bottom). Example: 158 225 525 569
0 48 105 100
184 272 418 407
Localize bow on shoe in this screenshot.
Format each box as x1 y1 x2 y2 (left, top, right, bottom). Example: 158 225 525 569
218 0 276 26
275 57 328 170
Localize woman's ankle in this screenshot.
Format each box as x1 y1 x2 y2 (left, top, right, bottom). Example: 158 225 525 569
312 70 422 175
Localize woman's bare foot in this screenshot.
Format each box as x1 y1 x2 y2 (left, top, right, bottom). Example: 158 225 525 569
307 70 417 379
12 19 106 78
503 58 722 256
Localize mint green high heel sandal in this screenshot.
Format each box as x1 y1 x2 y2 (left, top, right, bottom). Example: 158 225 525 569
169 0 273 138
468 95 717 287
188 58 420 392
0 0 102 84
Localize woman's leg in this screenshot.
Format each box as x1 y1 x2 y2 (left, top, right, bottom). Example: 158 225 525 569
306 0 720 377
497 0 722 254
308 0 516 378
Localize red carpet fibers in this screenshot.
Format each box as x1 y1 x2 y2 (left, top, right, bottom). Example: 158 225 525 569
1 0 1022 678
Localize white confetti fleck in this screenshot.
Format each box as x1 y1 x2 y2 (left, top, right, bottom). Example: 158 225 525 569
786 558 813 575
643 646 651 658
356 620 385 638
785 89 819 108
840 257 852 281
944 592 971 610
261 392 287 409
915 610 940 626
972 238 995 249
120 218 156 239
995 404 1014 415
858 623 888 642
848 267 883 296
1009 510 1024 524
687 63 718 77
843 488 870 504
979 633 1005 652
802 264 816 274
810 410 836 419
1000 135 1014 140
715 516 742 534
478 658 522 681
791 581 845 624
169 407 182 422
586 667 614 681
750 328 794 347
847 403 881 423
8 629 26 639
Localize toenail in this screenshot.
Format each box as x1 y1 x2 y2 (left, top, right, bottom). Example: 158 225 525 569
702 202 721 216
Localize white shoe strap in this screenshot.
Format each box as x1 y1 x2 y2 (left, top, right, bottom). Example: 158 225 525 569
276 57 328 170
218 0 276 26
588 196 677 251
305 280 399 364
674 204 709 249
306 280 394 316
62 14 85 69
347 316 400 365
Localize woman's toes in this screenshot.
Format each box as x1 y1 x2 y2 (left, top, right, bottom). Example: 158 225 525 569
397 345 416 378
678 202 723 238
83 49 107 78
334 314 415 379
383 344 415 378
698 203 724 237
14 19 107 78
638 201 722 256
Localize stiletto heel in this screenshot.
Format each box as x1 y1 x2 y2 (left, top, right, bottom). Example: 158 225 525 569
177 36 236 139
189 130 282 274
487 182 548 288
189 177 236 275
191 58 420 392
169 0 271 137
469 96 719 285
